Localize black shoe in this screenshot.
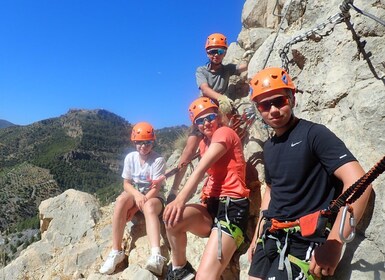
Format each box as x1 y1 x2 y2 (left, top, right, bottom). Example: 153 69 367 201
165 261 196 280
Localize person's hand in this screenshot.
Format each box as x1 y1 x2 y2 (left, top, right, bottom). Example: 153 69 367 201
163 198 185 228
242 50 254 63
150 175 165 190
217 95 234 115
309 239 343 277
134 193 147 211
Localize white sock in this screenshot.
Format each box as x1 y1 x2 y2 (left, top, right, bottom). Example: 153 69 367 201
111 249 122 254
173 262 187 271
151 247 161 256
173 265 183 271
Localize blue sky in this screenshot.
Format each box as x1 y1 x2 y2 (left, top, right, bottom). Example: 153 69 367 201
0 0 244 129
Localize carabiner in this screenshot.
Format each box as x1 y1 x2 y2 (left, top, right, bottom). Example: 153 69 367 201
339 205 356 243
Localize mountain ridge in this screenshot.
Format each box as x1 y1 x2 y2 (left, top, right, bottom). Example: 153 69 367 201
0 119 15 129
0 108 187 234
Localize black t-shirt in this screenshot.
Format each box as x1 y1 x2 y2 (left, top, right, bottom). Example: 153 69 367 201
264 119 356 221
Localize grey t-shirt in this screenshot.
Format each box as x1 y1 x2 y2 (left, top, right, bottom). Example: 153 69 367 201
196 63 237 95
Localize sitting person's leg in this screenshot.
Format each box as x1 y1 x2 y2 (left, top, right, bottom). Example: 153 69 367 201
143 197 166 275
142 197 164 249
166 204 212 277
197 197 249 279
112 191 135 250
99 191 134 274
196 230 237 280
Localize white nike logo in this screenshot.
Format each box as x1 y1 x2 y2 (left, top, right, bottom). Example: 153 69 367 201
291 141 302 147
339 154 347 159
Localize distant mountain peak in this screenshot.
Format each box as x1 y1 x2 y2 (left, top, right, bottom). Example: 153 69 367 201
0 119 16 129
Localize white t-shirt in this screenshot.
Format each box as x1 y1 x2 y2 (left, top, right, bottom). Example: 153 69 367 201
121 150 166 200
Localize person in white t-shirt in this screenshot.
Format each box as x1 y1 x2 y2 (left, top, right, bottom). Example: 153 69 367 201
99 122 167 276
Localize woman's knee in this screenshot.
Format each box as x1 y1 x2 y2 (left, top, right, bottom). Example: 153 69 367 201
164 204 211 235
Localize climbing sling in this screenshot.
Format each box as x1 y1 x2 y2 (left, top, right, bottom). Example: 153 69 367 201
208 196 248 260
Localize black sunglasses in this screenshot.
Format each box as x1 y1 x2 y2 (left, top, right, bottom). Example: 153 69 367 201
256 95 290 112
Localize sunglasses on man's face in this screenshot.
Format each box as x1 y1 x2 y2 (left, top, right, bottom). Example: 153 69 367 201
207 48 226 56
256 95 290 112
195 113 218 125
134 140 154 146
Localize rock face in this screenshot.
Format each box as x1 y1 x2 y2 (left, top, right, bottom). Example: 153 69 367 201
1 1 384 279
0 189 206 280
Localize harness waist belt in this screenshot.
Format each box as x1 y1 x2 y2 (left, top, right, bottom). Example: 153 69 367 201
268 210 330 238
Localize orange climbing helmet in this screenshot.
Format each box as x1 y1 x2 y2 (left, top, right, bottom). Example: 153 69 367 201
131 122 156 141
188 97 218 123
205 33 228 50
250 67 296 101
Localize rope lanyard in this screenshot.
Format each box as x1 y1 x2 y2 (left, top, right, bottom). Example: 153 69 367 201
262 0 294 69
329 155 385 213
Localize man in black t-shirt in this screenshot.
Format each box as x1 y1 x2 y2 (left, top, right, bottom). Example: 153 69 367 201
247 67 372 280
